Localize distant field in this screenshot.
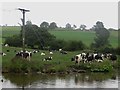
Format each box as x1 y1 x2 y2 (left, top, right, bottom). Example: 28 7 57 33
49 30 118 48
0 26 118 48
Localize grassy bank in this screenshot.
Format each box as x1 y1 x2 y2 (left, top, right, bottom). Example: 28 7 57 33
2 46 119 74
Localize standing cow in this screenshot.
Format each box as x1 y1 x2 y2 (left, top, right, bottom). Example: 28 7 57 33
75 54 82 65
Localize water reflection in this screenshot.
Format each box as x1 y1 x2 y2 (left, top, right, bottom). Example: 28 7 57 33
2 72 118 88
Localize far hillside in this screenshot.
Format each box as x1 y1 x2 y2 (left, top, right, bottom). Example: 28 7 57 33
1 26 118 48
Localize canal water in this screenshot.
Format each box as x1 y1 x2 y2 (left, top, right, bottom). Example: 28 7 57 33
1 72 119 89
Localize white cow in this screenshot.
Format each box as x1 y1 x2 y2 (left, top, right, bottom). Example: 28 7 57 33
41 52 45 56
49 52 53 55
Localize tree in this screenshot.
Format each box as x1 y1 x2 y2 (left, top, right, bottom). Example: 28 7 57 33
91 21 110 49
40 21 49 29
66 23 72 29
5 21 56 49
24 23 55 49
26 20 32 25
49 22 57 29
73 25 77 29
5 35 22 47
80 24 86 31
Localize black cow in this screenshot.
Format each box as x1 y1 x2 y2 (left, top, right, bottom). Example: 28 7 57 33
109 54 117 62
7 50 10 52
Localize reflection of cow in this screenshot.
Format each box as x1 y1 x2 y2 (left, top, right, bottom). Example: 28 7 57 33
16 51 32 61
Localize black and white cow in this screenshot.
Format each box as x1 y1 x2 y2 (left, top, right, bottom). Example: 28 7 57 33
94 53 104 62
43 56 52 61
16 50 32 61
74 54 82 64
0 52 6 56
33 50 39 53
86 53 94 62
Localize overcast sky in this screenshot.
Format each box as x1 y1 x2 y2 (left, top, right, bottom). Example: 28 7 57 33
1 2 118 29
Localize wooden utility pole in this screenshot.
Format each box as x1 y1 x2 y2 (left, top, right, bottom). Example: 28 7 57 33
17 8 30 52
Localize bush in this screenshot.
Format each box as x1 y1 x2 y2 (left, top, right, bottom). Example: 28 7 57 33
49 39 66 50
5 35 22 47
64 40 86 51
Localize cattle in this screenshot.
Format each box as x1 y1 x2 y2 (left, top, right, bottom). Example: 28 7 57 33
59 49 62 52
49 51 53 55
94 53 103 62
72 51 117 64
0 52 6 56
15 50 32 61
41 52 45 56
86 53 94 62
33 50 39 54
4 44 9 47
43 56 52 61
75 54 82 64
6 50 10 52
81 53 87 62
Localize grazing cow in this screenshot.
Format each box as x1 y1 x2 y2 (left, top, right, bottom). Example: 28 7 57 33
33 50 39 53
41 52 45 56
75 54 82 64
81 53 87 62
4 44 9 47
59 49 62 52
49 51 53 55
15 50 32 61
43 56 52 61
94 53 103 62
86 53 94 62
6 50 10 52
0 52 6 56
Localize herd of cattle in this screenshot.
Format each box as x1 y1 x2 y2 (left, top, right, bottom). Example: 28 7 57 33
0 48 68 61
71 52 117 64
0 48 118 64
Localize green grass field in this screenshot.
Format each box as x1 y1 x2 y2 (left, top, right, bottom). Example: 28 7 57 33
2 46 119 73
0 26 118 48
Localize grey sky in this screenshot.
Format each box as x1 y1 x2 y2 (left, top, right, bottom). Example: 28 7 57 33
1 2 118 29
